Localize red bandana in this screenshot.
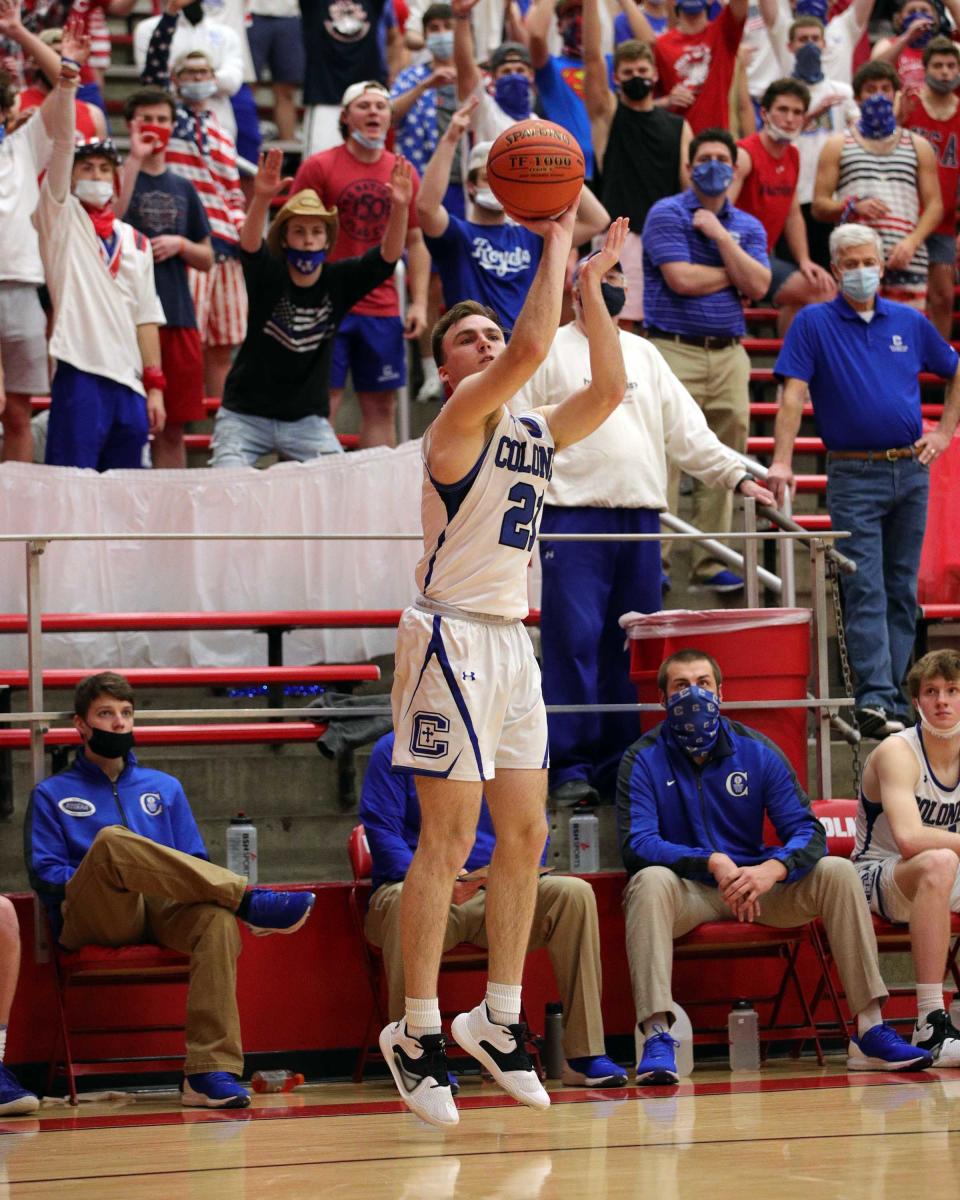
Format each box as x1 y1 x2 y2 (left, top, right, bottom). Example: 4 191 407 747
84 202 116 241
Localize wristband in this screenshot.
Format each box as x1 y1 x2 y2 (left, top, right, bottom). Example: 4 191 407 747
142 366 167 392
60 56 81 70
840 195 859 223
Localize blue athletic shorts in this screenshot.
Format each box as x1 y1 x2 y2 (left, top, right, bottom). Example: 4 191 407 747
46 361 148 471
248 14 306 85
330 313 406 392
230 83 262 165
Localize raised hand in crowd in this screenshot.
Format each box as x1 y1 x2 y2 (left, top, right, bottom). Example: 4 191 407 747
253 146 294 201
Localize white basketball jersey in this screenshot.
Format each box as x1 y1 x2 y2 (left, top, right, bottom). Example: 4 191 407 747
415 407 555 619
854 726 960 861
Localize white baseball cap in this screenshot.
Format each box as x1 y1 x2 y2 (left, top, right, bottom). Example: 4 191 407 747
467 141 494 173
340 80 391 108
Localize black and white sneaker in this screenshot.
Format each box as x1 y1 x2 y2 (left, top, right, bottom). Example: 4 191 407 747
451 1003 550 1110
912 1009 960 1067
855 707 905 740
378 1021 459 1128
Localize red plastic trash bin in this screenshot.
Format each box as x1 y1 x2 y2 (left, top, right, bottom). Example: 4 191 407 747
620 608 812 788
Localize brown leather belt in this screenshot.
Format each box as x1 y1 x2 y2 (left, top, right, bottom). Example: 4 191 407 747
827 447 917 462
645 327 740 350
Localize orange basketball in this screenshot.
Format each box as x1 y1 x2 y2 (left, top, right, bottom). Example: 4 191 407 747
486 120 585 221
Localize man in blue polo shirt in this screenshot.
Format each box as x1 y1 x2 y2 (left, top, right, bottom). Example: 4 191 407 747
770 224 960 739
642 127 771 593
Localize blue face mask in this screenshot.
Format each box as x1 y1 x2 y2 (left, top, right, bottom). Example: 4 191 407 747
351 129 386 151
841 265 881 302
426 31 454 59
179 80 218 103
691 158 734 196
794 0 828 18
793 42 824 84
494 74 532 120
666 685 721 756
858 94 897 140
676 0 708 13
285 247 326 274
902 9 935 45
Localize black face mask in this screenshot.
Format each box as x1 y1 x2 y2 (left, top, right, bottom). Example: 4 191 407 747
182 0 205 25
86 726 135 759
601 282 626 316
621 75 652 102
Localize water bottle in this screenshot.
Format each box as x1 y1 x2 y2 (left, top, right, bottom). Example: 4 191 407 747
227 812 258 884
672 1002 695 1077
251 1069 304 1094
728 1000 760 1072
543 1002 564 1080
569 813 599 872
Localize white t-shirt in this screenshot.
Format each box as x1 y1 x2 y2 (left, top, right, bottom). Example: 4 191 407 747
744 0 791 100
796 79 859 205
250 0 299 17
35 188 165 395
511 323 745 508
770 3 868 88
203 0 256 82
0 114 52 285
134 15 245 136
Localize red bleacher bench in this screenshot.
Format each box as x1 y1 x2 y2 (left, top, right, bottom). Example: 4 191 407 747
748 436 825 455
0 665 379 690
0 723 324 750
915 604 960 655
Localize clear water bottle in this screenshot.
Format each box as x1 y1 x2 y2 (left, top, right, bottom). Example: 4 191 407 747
728 1000 760 1071
251 1069 303 1094
569 813 599 872
543 1002 564 1080
227 812 258 884
672 1002 695 1077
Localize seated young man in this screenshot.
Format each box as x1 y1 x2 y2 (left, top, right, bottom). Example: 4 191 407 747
617 647 932 1083
361 732 627 1090
854 649 960 1066
25 672 316 1109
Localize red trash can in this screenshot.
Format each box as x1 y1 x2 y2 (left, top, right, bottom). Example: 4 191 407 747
620 608 812 788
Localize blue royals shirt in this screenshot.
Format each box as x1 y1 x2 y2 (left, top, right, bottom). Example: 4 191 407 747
641 189 769 338
775 295 959 450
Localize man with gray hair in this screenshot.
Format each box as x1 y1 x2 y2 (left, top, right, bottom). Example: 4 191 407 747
770 223 960 739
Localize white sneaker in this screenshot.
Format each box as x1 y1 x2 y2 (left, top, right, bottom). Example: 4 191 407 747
451 1004 550 1111
378 1021 459 1128
912 1008 960 1066
415 373 444 404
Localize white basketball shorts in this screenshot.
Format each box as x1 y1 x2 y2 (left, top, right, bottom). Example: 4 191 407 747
391 601 548 782
854 855 960 924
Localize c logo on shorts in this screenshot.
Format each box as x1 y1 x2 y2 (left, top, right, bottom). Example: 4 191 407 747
411 712 450 759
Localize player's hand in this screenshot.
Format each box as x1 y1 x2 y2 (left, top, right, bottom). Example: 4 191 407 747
151 235 183 262
404 300 427 339
886 236 917 271
721 861 786 922
253 147 293 200
668 84 695 109
388 154 414 208
128 117 162 160
765 461 796 508
444 94 479 143
914 427 951 466
707 852 740 890
60 14 91 67
737 477 776 507
853 197 890 221
146 390 166 435
692 208 727 241
0 0 23 37
905 14 935 43
578 216 629 284
452 879 483 905
516 193 582 240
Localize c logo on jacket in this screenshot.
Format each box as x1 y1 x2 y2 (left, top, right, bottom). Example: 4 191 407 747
725 771 749 798
140 792 163 816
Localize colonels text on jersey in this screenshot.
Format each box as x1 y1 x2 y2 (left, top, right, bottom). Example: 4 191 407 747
414 408 556 619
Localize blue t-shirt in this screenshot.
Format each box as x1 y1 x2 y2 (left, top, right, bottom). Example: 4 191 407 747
614 9 668 41
125 169 211 330
425 215 543 330
774 295 959 450
535 56 595 180
641 189 769 337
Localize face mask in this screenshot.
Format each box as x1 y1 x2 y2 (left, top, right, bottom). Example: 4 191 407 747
666 685 721 756
676 0 707 14
920 714 960 739
841 265 881 302
86 725 135 759
794 0 828 18
180 79 218 103
926 72 960 93
691 158 733 196
621 75 652 102
426 31 454 59
858 94 897 139
765 118 800 143
600 282 626 316
793 42 824 84
494 74 532 121
902 9 935 45
140 122 171 150
74 178 115 207
351 128 386 151
182 0 205 24
285 246 326 274
473 186 504 212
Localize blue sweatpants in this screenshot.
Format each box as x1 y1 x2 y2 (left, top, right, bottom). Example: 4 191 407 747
46 362 148 471
539 505 662 796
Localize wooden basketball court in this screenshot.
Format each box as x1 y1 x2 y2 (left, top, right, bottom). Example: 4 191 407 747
3 1059 958 1198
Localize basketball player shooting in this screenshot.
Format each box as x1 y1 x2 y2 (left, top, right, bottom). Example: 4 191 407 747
381 211 629 1128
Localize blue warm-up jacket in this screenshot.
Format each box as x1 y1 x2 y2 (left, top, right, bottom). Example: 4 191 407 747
616 719 825 885
25 750 208 931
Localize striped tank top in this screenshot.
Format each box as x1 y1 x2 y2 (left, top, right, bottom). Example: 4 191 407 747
836 129 929 308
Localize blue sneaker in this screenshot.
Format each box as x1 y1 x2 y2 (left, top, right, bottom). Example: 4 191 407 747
693 569 744 593
447 1071 460 1096
562 1055 628 1088
182 1071 251 1108
636 1026 680 1085
847 1024 934 1072
0 1064 39 1116
238 889 316 937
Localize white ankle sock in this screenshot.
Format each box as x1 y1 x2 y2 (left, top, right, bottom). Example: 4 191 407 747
642 1012 671 1037
420 356 439 381
405 997 441 1038
485 982 522 1027
0 1025 7 1061
916 983 945 1025
856 1001 883 1037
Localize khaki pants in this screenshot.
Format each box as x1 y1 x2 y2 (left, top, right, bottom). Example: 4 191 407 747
623 858 888 1026
60 826 247 1076
364 874 606 1059
651 337 750 578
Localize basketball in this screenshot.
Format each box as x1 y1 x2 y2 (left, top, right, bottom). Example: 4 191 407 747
485 119 585 221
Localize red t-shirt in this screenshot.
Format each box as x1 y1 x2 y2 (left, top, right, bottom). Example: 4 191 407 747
655 7 744 134
292 143 420 318
19 86 99 141
736 131 799 252
902 93 960 236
